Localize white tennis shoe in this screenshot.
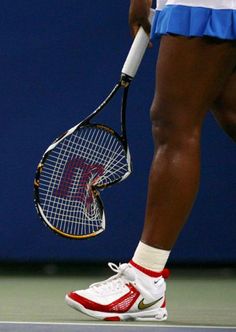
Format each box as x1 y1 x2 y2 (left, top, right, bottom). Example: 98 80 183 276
65 262 169 321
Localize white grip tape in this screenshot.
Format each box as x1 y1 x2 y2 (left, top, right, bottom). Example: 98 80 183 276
121 9 154 79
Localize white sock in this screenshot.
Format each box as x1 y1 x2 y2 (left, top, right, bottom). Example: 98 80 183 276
132 241 170 272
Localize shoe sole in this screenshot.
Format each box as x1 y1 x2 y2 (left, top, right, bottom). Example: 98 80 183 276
65 295 168 321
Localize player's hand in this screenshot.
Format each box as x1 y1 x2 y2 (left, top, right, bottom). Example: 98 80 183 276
129 0 153 38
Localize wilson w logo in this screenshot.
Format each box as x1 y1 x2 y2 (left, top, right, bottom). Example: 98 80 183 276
54 157 104 205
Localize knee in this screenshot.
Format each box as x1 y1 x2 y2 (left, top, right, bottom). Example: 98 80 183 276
150 102 201 150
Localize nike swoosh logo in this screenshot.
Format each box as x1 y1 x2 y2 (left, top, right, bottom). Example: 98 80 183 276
138 296 163 310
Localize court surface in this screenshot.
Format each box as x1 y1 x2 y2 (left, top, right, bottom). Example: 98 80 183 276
0 265 235 332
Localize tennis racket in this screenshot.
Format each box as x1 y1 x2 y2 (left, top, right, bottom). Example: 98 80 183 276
34 12 153 239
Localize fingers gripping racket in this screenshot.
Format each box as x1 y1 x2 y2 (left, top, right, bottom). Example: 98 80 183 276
34 15 153 239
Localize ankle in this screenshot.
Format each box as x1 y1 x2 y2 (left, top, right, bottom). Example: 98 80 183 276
132 241 170 273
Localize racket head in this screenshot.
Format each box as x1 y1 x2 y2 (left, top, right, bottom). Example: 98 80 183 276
34 123 131 239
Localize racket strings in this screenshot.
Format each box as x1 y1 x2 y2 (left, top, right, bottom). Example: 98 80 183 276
38 125 130 236
42 131 102 236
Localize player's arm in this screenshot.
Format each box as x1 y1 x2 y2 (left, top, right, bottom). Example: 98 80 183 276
129 0 153 37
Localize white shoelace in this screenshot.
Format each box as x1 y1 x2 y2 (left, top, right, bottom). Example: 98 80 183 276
89 263 133 295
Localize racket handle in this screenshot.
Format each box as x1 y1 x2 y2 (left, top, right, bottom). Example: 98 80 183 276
121 9 154 80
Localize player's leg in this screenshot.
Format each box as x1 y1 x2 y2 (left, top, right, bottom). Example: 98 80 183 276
211 70 236 143
139 36 236 250
134 37 236 274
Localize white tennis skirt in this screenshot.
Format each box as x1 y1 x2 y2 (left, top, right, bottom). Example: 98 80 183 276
151 0 236 40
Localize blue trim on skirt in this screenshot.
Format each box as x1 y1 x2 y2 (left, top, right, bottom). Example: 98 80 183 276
151 5 236 40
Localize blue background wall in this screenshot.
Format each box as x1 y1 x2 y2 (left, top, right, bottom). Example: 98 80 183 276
1 0 235 264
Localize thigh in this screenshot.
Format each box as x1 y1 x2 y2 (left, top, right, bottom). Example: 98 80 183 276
152 36 236 131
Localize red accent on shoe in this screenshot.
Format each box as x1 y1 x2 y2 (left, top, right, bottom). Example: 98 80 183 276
104 316 121 321
129 260 170 279
68 284 140 313
162 269 170 279
161 298 166 308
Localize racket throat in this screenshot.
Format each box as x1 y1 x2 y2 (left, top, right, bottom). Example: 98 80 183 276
120 73 132 87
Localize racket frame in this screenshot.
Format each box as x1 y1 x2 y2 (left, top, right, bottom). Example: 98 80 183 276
34 76 132 239
34 9 154 239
